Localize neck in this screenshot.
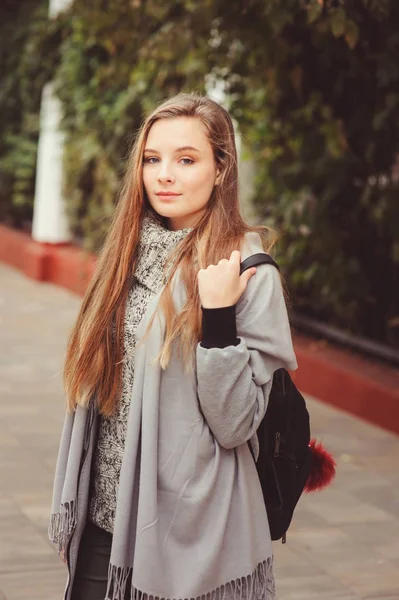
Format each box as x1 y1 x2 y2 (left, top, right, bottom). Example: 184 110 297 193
166 210 205 232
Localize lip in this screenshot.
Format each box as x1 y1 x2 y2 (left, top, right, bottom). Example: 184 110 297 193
156 192 181 197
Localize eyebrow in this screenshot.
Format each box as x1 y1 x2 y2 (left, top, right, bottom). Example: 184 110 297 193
144 146 201 153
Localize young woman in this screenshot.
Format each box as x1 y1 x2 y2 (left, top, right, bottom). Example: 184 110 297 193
49 92 297 600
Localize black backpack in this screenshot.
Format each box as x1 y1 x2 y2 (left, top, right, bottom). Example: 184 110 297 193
240 253 315 543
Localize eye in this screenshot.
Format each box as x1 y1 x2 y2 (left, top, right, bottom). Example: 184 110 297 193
143 156 194 165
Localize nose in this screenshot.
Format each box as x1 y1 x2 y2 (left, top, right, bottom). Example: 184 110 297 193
157 161 175 184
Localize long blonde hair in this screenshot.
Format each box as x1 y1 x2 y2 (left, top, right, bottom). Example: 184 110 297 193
64 92 276 415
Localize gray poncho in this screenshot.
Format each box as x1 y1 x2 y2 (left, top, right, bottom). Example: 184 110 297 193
49 219 298 600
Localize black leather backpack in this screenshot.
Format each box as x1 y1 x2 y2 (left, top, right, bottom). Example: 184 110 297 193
240 253 336 543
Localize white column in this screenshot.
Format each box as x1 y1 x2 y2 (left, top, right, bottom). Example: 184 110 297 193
48 0 72 17
206 78 257 223
31 0 73 243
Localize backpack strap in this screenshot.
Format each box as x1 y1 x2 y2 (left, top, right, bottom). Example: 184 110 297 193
240 252 280 275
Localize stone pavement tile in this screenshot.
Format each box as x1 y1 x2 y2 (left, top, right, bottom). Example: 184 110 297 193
0 565 66 600
11 491 53 537
286 524 351 551
337 467 393 493
352 484 399 518
362 592 398 600
0 509 56 573
0 451 54 494
314 428 398 461
360 453 399 472
287 504 329 528
302 485 374 510
7 430 62 456
273 542 326 579
341 518 399 543
42 454 59 475
0 431 20 450
345 566 399 598
298 481 393 526
373 540 399 562
307 541 391 575
275 572 359 600
307 499 392 525
0 402 41 417
5 421 63 459
331 458 399 520
273 541 321 566
273 526 358 598
362 596 399 600
391 558 399 570
0 494 19 519
287 531 399 598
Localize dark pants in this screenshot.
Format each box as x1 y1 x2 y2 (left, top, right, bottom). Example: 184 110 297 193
71 520 131 600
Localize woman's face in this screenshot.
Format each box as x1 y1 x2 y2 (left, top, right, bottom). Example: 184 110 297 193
143 117 219 231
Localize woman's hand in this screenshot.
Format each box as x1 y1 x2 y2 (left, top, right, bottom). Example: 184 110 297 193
197 250 257 309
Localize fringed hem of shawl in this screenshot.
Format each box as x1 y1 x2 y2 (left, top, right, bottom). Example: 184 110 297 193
48 501 77 555
105 557 275 600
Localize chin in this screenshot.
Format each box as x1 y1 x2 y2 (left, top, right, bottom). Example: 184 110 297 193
153 206 177 219
153 202 183 217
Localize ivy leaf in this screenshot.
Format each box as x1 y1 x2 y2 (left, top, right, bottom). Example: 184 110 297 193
345 20 360 49
307 2 322 24
330 8 346 38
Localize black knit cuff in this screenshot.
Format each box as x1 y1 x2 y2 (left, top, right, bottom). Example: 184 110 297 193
200 304 239 349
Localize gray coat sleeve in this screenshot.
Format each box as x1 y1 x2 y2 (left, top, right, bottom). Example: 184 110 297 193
195 262 297 450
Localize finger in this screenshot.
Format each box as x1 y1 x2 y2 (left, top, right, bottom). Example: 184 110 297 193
230 250 241 263
240 266 257 284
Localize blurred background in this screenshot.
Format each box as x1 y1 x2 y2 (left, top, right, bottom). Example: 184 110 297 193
0 1 398 599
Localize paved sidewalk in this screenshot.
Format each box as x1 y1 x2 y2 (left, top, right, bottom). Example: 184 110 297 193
0 262 399 600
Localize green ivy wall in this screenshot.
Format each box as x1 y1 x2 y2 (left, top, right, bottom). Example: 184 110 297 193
1 0 398 348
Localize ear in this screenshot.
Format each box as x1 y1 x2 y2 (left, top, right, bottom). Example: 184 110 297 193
215 169 222 186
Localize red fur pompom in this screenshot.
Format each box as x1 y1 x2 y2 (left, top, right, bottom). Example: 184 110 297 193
304 438 336 493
